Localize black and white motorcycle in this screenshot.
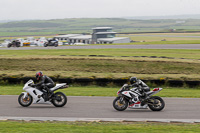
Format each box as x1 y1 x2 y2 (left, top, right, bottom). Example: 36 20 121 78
113 84 165 111
18 79 68 107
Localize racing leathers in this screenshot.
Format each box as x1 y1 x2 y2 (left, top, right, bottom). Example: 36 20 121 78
130 79 150 98
32 75 55 101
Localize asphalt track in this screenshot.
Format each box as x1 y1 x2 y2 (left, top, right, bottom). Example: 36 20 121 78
1 96 200 123
0 44 200 50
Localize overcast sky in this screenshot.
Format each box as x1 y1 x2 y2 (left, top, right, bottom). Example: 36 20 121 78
0 0 200 20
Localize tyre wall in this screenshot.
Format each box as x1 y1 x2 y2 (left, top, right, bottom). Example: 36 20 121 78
0 77 200 88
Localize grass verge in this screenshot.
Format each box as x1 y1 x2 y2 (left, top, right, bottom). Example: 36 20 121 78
1 85 200 98
0 49 200 59
0 49 200 80
0 121 200 133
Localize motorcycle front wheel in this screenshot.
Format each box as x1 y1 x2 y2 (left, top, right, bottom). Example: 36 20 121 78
51 92 67 107
148 96 165 111
18 93 33 107
54 43 58 47
113 97 128 111
44 43 48 47
7 43 11 48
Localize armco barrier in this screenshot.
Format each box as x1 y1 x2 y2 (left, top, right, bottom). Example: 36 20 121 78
0 77 200 87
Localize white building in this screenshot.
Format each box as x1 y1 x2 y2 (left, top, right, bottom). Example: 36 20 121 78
54 27 130 44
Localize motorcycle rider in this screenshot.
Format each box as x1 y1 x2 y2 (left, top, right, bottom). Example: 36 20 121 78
31 71 55 101
129 77 150 101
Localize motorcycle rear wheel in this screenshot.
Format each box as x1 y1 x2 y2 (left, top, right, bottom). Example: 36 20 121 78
113 97 128 111
18 93 33 107
54 43 58 47
148 96 165 111
51 92 67 107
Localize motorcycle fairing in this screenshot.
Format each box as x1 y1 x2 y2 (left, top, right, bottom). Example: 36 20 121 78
128 101 148 109
121 91 132 98
146 88 163 96
50 83 67 92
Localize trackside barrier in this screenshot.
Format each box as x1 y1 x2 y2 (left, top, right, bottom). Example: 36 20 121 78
0 77 200 88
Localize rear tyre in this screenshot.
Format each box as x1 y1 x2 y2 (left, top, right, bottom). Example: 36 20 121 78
51 92 67 107
113 97 128 111
148 96 165 111
18 93 33 107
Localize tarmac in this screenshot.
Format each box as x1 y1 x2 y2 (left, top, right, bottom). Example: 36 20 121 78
1 96 200 123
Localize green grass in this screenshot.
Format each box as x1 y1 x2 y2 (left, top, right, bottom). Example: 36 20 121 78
0 58 199 74
0 58 200 81
118 34 200 43
131 40 200 45
0 121 200 133
0 49 200 59
1 85 200 98
0 49 200 80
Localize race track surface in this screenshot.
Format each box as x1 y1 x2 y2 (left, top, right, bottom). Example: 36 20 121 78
0 44 200 50
1 96 200 121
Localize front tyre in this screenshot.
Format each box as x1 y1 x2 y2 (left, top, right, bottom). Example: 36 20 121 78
51 92 67 107
7 43 11 48
148 96 165 111
44 43 48 47
54 43 58 47
113 97 128 111
18 93 33 107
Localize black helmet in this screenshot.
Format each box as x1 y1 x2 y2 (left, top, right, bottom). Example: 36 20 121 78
130 77 137 84
36 71 43 80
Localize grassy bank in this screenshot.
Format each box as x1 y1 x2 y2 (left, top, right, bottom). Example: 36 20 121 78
0 49 200 59
117 33 200 45
0 57 199 81
0 49 200 81
1 85 200 98
0 121 200 133
0 58 199 74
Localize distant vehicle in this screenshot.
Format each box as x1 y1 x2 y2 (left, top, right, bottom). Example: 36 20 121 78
1 39 11 47
17 38 27 47
44 38 58 47
59 40 68 45
35 37 48 47
7 40 20 48
27 37 38 46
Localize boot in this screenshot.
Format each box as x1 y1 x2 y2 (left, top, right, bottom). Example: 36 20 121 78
140 93 147 106
42 93 48 102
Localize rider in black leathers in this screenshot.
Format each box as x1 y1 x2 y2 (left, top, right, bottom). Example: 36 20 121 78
31 71 55 101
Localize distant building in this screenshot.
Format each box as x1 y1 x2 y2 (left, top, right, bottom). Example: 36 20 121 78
54 27 130 44
54 34 81 41
92 27 130 44
68 35 91 44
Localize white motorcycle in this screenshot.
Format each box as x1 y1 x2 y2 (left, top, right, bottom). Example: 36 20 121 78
113 84 165 111
18 79 68 107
